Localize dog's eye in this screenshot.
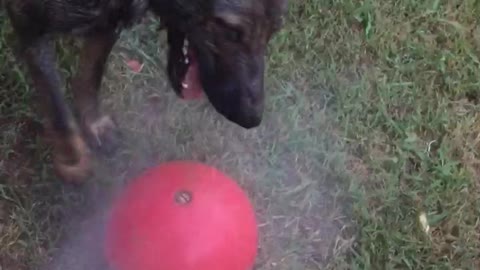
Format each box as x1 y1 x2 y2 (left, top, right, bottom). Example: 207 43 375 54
214 17 243 43
224 28 243 43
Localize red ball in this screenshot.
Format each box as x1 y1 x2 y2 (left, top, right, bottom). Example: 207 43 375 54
104 161 258 270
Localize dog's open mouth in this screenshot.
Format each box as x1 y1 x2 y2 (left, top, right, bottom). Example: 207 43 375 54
180 40 204 100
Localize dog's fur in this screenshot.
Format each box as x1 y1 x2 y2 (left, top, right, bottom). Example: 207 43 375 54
5 0 288 182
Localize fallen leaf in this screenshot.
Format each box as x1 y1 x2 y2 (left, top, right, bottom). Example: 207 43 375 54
126 60 144 73
419 212 430 234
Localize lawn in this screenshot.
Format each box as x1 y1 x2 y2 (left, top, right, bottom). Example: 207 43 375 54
1 0 480 269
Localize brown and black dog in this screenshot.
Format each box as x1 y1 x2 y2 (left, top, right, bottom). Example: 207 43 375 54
5 0 288 182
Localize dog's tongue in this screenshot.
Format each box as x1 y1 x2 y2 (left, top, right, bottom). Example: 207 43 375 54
181 50 204 100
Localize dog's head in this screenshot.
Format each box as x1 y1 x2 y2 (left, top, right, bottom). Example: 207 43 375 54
153 0 288 128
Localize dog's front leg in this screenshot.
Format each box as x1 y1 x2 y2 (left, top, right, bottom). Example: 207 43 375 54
71 32 120 155
23 38 92 182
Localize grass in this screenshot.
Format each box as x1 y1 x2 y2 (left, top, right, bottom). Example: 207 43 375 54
1 0 480 269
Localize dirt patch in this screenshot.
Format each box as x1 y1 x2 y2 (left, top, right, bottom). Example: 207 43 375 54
344 155 370 183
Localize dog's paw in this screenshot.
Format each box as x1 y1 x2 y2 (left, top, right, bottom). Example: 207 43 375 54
53 134 92 183
84 115 122 155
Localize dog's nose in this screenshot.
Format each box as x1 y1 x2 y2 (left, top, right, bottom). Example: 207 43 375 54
236 113 262 129
223 107 262 129
232 95 263 128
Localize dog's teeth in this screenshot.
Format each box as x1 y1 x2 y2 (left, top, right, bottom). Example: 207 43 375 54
182 39 189 56
182 83 189 89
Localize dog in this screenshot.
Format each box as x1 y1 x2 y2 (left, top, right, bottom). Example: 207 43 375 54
5 0 288 182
